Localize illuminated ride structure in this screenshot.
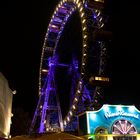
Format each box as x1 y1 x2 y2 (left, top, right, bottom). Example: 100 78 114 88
30 0 111 134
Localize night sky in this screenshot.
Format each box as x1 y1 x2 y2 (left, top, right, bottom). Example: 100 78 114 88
0 0 140 130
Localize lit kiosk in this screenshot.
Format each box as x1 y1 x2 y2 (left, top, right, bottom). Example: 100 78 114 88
78 104 140 140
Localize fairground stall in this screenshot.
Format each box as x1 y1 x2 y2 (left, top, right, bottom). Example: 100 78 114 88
78 104 140 140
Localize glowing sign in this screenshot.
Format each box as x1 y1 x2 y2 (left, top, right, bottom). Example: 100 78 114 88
104 111 139 119
78 104 140 135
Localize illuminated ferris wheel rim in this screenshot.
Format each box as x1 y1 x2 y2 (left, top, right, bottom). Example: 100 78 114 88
39 0 88 126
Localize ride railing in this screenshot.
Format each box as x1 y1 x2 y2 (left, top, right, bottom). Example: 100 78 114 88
82 134 140 140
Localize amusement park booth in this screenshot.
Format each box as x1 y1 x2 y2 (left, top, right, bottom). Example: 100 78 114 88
78 104 140 140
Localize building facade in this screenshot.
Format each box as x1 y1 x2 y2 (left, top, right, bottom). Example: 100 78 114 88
0 72 13 139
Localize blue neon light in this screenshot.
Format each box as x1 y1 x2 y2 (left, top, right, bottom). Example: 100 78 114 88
79 104 140 134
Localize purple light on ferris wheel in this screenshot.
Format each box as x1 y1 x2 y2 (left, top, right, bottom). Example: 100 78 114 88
53 17 63 23
73 60 78 69
84 2 88 8
93 14 97 19
59 7 68 14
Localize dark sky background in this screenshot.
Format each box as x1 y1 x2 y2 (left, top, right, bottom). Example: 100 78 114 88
0 0 140 123
108 1 140 107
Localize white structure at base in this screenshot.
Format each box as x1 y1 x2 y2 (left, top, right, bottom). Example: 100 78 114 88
0 72 13 138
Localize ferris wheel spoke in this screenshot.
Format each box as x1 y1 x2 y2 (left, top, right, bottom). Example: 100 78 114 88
126 125 134 134
118 120 125 133
112 120 137 135
114 125 124 134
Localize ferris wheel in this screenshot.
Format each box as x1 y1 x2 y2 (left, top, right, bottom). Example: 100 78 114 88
30 0 110 133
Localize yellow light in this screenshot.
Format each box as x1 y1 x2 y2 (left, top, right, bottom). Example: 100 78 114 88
56 7 59 12
83 53 86 56
77 90 80 93
50 19 53 23
83 27 86 31
82 62 85 65
95 76 109 81
12 90 16 95
80 7 83 12
58 4 61 8
94 0 104 3
54 11 57 15
64 120 66 125
60 1 63 5
74 97 78 102
72 105 76 109
81 12 84 17
67 116 70 121
78 3 81 8
99 17 102 22
42 69 48 73
100 23 104 28
52 14 55 19
107 135 113 140
82 19 86 23
95 9 98 13
51 25 58 28
83 0 85 3
97 11 101 16
84 35 87 39
76 0 79 4
70 111 73 116
83 44 86 47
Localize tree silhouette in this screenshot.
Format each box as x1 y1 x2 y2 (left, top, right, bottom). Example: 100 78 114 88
10 107 31 137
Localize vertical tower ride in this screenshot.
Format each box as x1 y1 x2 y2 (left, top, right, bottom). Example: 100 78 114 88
30 0 112 134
